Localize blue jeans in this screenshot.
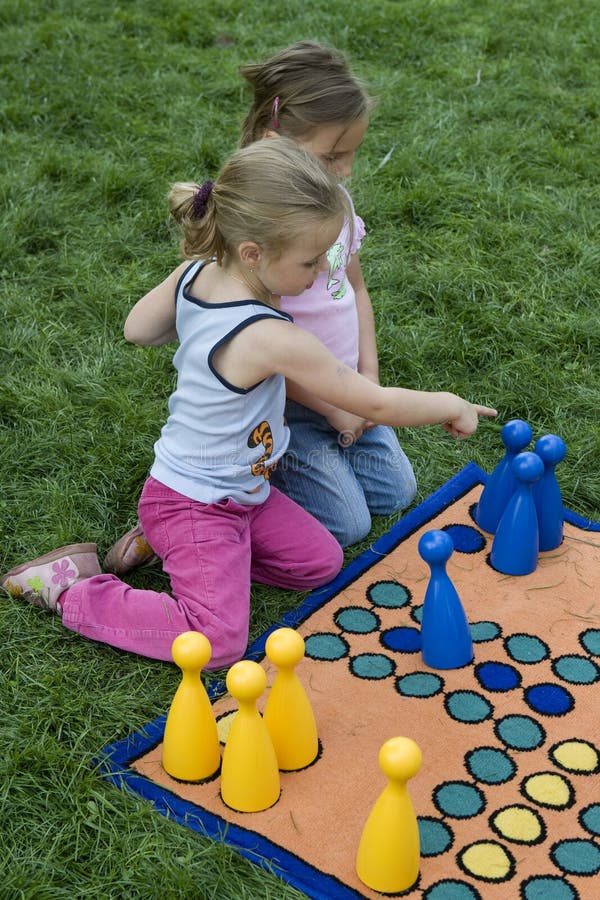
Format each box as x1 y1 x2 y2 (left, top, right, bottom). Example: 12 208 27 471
270 400 417 547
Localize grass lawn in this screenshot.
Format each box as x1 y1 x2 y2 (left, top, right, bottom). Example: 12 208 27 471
1 0 599 896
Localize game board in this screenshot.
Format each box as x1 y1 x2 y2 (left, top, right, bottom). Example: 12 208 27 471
100 463 600 900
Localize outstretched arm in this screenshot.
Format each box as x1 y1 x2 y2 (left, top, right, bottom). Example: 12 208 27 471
222 319 497 438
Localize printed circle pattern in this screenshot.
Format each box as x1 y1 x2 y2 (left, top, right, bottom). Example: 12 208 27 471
465 747 516 785
549 739 600 773
523 683 574 716
396 672 444 698
550 838 600 875
433 782 485 819
445 691 494 724
520 875 577 900
381 625 421 653
423 879 481 899
504 633 550 664
580 627 600 656
470 621 501 643
417 816 454 856
552 654 600 685
304 633 348 661
489 804 546 844
349 653 394 680
366 580 411 608
521 772 574 810
457 840 515 882
333 607 379 634
475 661 521 692
441 523 486 553
495 715 545 751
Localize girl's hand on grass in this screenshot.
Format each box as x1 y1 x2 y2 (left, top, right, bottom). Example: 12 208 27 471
442 401 498 439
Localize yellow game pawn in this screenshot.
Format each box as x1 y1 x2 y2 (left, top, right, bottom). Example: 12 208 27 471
263 627 319 770
356 736 422 894
220 660 280 812
162 631 221 782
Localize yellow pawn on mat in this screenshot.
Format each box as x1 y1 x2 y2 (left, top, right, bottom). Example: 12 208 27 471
220 660 280 812
356 736 422 893
264 627 319 770
162 631 221 782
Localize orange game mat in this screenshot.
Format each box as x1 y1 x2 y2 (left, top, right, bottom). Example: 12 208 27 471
100 463 600 899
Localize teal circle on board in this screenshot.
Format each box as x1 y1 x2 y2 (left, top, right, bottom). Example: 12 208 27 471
417 817 454 856
470 621 501 643
350 653 394 680
552 654 600 685
495 714 545 751
580 628 600 656
334 607 379 634
433 781 486 819
551 838 600 875
366 580 411 608
423 880 481 900
580 803 600 837
304 633 348 661
465 747 516 785
505 633 550 664
521 875 576 900
397 672 444 698
411 604 423 624
445 690 494 724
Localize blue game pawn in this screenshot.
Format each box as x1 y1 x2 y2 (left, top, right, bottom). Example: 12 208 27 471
474 419 532 534
532 434 567 552
490 451 544 575
418 530 473 670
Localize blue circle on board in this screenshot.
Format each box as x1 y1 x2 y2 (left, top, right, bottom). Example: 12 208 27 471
580 803 600 837
442 524 486 553
475 661 521 692
465 747 516 785
381 625 421 653
551 838 600 875
580 628 600 656
524 683 574 716
521 875 576 900
505 633 550 664
349 653 394 680
470 621 501 643
304 633 348 661
445 690 494 724
495 714 545 751
553 654 600 685
334 607 379 634
366 580 411 608
418 817 454 856
423 881 481 900
433 781 485 819
396 672 444 698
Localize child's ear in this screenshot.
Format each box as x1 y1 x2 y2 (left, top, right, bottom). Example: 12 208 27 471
263 129 279 140
238 241 262 268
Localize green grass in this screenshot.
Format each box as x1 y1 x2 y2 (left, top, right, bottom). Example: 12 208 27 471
1 0 599 896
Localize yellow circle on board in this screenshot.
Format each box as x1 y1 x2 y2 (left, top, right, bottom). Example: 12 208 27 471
551 740 599 773
459 841 513 880
522 772 572 808
216 710 236 743
491 806 544 843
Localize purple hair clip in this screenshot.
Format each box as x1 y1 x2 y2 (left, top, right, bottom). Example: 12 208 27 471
271 95 280 129
192 180 215 220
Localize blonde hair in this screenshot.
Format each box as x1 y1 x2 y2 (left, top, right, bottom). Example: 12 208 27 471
239 41 374 147
168 138 347 262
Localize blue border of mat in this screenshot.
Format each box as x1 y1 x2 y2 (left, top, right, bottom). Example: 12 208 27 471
97 462 599 900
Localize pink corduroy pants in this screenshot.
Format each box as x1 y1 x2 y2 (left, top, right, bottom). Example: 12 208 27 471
59 477 343 669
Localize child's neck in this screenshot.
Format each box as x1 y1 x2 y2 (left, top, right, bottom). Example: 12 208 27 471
221 261 278 308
